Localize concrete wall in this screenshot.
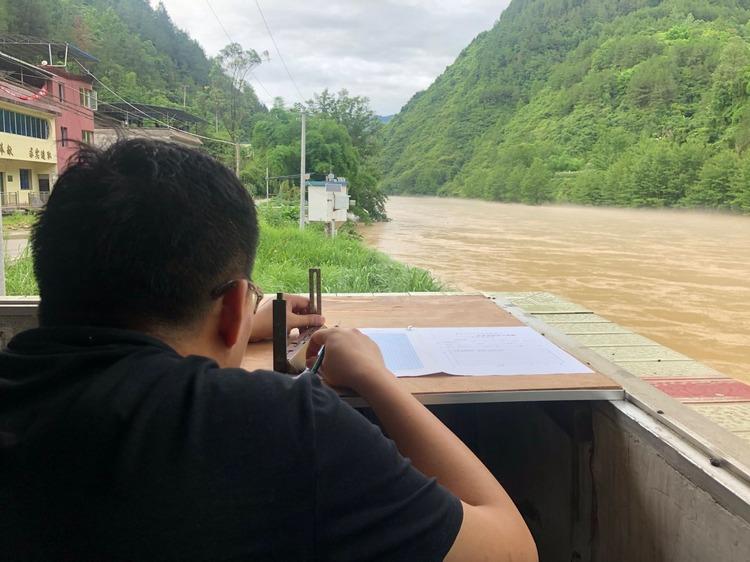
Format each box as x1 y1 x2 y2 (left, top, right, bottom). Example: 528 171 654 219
0 299 38 348
591 402 750 562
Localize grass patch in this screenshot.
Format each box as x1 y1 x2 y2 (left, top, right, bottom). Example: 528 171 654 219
255 224 444 293
4 204 445 295
2 213 38 232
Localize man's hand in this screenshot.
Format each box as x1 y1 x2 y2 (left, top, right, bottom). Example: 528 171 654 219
249 294 325 343
305 328 393 393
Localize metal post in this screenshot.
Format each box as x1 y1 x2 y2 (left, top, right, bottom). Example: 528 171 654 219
235 142 241 178
299 112 306 229
272 293 288 373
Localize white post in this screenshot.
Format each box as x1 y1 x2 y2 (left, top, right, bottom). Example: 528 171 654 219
299 112 306 229
0 208 5 296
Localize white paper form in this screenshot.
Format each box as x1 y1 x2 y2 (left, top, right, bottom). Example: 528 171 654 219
360 327 593 377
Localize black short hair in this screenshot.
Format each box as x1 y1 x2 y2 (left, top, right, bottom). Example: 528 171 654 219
32 139 258 329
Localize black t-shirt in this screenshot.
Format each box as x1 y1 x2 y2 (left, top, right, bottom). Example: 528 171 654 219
0 327 462 561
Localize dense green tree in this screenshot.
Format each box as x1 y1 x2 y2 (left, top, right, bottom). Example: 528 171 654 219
215 43 262 145
304 89 383 159
730 155 750 211
381 0 750 213
684 151 739 208
7 0 50 37
246 103 386 220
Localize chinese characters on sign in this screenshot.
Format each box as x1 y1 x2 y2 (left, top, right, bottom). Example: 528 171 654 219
26 147 53 161
0 142 52 160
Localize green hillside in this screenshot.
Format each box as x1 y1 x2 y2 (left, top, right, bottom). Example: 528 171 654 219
381 0 750 212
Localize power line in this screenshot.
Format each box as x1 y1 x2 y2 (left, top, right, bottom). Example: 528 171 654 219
0 73 102 123
249 69 274 102
204 0 234 44
204 0 275 106
74 60 237 146
252 0 306 104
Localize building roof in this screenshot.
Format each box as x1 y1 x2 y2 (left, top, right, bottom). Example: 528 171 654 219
98 102 205 125
40 66 94 84
0 50 54 80
0 52 60 115
94 127 204 148
0 34 98 65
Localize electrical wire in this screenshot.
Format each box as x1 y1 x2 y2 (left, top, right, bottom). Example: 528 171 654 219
74 60 237 146
249 69 274 102
204 0 234 44
0 72 102 123
252 0 307 104
204 0 275 106
0 72 217 153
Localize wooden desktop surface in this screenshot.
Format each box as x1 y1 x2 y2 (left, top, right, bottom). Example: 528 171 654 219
242 294 620 401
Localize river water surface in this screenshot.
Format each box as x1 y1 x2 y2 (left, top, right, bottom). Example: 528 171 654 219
362 196 750 383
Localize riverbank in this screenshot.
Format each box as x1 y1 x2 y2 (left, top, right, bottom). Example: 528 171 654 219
2 203 444 295
362 196 750 383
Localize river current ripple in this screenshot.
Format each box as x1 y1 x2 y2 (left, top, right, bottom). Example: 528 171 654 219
362 196 750 383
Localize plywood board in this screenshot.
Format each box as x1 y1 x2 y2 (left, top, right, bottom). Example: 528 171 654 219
242 294 619 400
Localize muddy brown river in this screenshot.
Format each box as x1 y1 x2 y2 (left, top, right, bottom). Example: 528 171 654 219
362 196 750 383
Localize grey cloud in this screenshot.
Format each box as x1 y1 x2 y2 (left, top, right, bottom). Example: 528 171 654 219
160 0 509 114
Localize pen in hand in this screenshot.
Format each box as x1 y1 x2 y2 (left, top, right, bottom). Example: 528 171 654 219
308 345 325 377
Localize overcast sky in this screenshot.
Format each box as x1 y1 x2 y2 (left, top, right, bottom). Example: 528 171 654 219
157 0 510 115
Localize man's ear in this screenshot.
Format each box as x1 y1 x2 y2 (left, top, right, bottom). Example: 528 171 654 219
217 281 248 348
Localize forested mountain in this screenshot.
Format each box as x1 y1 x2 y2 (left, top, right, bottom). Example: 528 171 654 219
381 0 750 212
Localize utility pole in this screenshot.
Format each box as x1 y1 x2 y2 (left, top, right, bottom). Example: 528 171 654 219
299 112 306 229
182 85 187 108
235 143 241 178
266 166 270 200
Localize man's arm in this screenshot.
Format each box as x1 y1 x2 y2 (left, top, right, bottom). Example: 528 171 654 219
307 328 538 562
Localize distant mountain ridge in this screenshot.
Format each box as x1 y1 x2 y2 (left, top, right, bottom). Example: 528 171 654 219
381 0 750 211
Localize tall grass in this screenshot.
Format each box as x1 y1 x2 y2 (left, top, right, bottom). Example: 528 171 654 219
4 247 37 295
255 225 444 293
3 206 445 295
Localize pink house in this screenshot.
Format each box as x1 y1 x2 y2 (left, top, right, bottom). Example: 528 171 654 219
41 67 96 172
